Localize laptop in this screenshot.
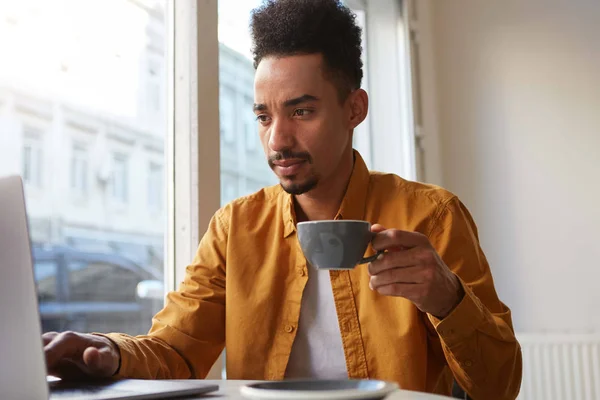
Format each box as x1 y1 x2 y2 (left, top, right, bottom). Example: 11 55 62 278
0 175 219 399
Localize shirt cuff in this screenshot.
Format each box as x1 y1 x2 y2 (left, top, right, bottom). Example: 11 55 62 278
427 277 487 348
91 333 130 378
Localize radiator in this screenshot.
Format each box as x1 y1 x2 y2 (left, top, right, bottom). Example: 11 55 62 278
516 333 600 400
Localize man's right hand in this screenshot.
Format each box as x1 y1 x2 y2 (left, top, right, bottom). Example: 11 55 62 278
43 331 121 380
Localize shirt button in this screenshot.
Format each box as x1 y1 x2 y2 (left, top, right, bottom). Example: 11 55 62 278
464 360 473 367
284 325 294 333
298 268 306 276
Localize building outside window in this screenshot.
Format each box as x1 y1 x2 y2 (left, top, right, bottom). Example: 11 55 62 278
70 144 88 195
218 1 279 206
0 0 169 336
148 161 163 211
244 99 258 152
219 85 236 144
147 58 162 115
111 152 129 203
22 130 43 188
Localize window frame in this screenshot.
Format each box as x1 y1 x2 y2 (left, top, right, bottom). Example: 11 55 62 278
403 0 443 185
325 0 419 179
361 0 416 179
166 0 220 294
167 0 221 379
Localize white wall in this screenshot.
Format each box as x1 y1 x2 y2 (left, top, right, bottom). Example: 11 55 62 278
428 0 600 332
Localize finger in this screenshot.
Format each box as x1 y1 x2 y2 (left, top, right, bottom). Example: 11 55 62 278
368 247 425 275
44 331 92 370
82 347 116 377
42 331 59 346
375 282 421 299
372 229 430 252
369 266 425 289
370 224 387 233
369 225 407 257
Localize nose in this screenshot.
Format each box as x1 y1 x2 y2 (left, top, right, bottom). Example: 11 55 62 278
268 117 295 152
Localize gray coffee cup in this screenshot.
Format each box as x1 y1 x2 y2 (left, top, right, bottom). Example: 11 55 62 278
296 220 382 270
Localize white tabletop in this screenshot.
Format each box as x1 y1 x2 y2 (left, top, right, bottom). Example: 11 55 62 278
191 380 454 399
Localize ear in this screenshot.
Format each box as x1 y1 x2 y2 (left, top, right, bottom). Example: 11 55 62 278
347 89 369 130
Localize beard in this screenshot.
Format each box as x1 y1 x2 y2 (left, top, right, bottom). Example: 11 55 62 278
268 150 318 195
280 176 319 195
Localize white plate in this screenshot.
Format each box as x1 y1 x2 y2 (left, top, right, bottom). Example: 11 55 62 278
240 379 399 400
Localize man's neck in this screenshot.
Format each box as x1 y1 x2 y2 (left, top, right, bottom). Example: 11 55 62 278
294 151 354 222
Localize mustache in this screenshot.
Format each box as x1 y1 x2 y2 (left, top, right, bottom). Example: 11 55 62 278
268 150 312 165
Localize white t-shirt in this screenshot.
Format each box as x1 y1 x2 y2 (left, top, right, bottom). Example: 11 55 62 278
284 265 348 379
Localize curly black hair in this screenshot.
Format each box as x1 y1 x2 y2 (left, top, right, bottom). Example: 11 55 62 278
250 0 363 100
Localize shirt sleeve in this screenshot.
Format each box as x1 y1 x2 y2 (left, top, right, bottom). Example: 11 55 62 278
95 207 229 379
426 197 522 400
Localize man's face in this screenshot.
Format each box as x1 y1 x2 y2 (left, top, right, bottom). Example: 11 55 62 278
253 54 355 195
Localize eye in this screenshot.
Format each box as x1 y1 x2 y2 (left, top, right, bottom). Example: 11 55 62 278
293 109 312 117
256 114 270 124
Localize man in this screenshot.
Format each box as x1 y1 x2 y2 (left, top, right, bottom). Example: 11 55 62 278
43 1 522 399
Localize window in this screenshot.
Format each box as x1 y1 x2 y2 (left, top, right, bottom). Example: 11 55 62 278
71 144 89 195
1 0 414 377
147 59 162 114
218 0 277 208
148 162 163 210
245 179 264 195
216 0 379 210
34 260 58 303
64 258 156 335
148 82 161 114
0 0 169 337
244 97 258 152
349 7 372 166
111 153 129 203
219 86 236 143
68 261 143 303
22 131 43 187
220 173 238 205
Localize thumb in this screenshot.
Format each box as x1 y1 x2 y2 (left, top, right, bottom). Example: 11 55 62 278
371 223 387 233
370 224 407 252
82 346 118 377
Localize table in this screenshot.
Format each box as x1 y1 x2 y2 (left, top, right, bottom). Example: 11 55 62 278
191 380 454 399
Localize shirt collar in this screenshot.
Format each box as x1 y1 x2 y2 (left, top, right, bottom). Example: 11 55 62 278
281 150 371 238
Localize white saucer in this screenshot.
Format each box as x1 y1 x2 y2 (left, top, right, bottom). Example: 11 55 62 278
240 379 399 400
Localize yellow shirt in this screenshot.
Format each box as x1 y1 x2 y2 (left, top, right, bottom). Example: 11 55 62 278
104 151 522 400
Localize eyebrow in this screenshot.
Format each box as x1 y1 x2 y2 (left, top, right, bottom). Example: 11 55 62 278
253 94 320 112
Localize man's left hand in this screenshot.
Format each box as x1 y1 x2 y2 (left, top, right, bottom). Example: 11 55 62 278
368 224 465 319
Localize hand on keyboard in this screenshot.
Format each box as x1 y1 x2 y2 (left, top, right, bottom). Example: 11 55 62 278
43 331 121 380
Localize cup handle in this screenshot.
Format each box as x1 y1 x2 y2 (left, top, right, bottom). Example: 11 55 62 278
358 250 385 265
